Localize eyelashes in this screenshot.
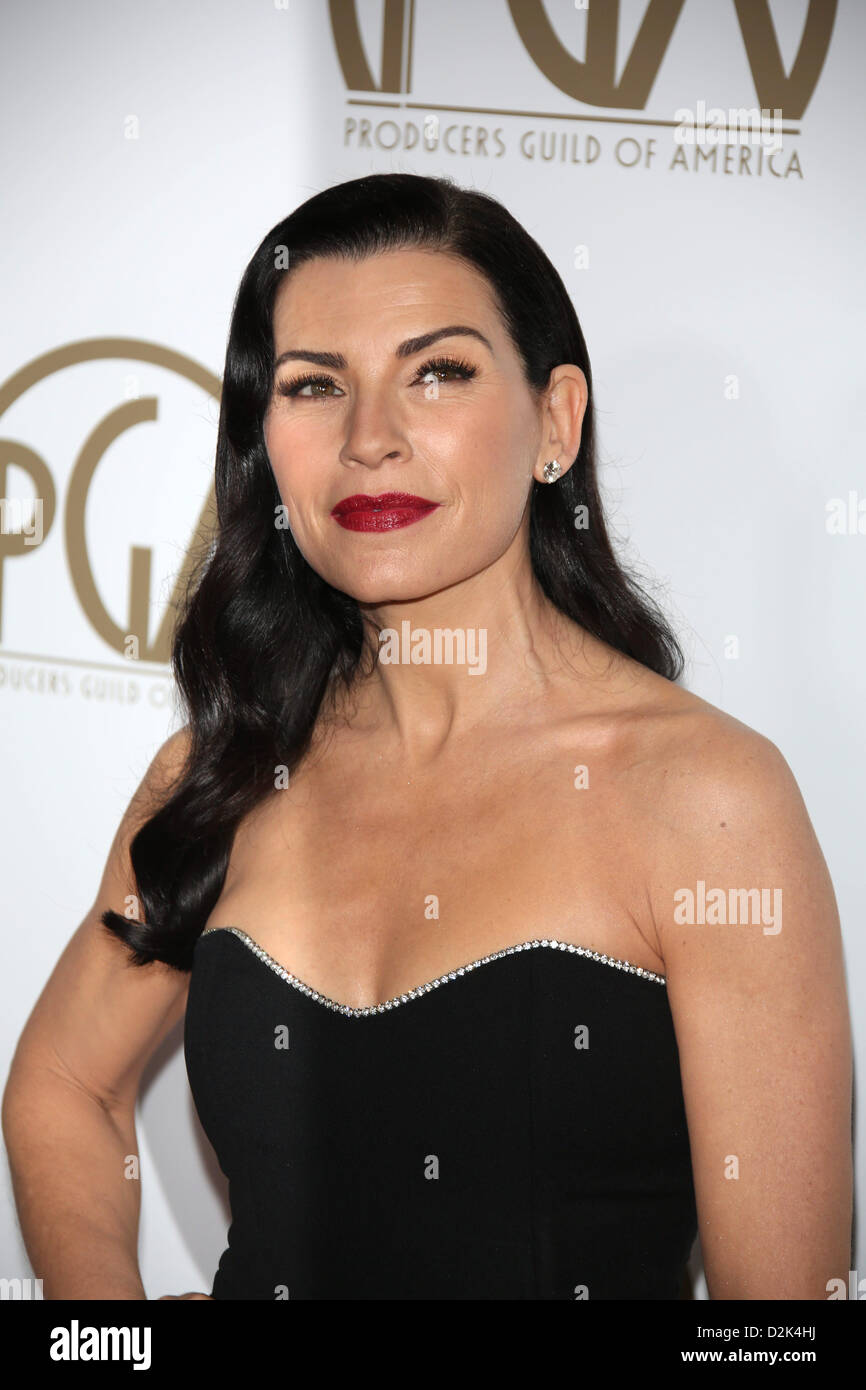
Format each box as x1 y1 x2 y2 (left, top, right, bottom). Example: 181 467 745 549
275 354 478 400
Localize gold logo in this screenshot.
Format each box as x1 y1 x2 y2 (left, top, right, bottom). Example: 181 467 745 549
328 0 837 119
0 339 218 663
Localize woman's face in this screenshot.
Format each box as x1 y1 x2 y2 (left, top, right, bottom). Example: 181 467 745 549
263 248 575 604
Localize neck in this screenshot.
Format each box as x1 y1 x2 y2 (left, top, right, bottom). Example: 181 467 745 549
324 547 612 766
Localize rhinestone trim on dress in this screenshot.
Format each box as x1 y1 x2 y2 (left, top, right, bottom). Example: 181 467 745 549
199 926 666 1018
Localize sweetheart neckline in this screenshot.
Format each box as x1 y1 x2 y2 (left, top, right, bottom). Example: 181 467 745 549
197 925 667 1018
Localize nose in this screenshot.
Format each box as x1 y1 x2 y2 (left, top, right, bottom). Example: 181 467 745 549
339 386 410 471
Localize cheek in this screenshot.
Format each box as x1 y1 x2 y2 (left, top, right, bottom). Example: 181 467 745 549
457 418 533 516
263 416 283 489
265 419 317 511
262 431 324 562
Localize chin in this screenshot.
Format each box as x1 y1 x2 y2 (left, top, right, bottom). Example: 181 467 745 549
320 557 431 601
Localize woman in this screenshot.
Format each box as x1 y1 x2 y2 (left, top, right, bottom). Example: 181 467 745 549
3 173 852 1300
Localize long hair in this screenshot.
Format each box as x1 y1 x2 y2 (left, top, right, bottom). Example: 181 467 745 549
102 172 684 971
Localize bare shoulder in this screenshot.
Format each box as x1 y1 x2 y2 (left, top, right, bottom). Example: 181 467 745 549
631 676 805 829
598 662 838 971
615 675 853 1297
119 724 193 843
617 666 847 1036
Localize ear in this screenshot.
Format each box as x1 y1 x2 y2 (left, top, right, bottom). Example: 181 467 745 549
532 365 589 484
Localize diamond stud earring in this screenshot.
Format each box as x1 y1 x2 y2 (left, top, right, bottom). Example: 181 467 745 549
541 459 561 483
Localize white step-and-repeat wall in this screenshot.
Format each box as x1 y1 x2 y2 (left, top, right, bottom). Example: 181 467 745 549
1 0 862 1299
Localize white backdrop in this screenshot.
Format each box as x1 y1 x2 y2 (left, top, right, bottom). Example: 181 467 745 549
1 0 862 1300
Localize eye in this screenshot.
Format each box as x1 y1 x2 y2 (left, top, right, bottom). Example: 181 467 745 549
276 372 341 399
274 354 478 400
414 355 477 385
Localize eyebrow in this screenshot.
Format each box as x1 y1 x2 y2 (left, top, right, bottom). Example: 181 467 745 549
272 324 494 374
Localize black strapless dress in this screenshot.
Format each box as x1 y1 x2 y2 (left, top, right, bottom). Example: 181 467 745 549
183 927 698 1299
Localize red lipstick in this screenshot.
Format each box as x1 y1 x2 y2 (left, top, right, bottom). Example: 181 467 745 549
331 492 441 532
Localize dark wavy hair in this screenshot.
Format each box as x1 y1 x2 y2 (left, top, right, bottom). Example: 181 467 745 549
102 172 683 971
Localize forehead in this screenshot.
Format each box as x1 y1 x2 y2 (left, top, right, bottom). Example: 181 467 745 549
271 248 501 341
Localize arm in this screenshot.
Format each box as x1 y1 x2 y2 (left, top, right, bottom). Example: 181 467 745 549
646 718 853 1299
2 729 192 1299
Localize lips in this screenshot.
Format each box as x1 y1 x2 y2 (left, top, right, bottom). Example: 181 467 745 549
331 492 441 532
